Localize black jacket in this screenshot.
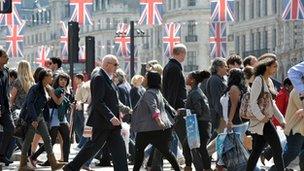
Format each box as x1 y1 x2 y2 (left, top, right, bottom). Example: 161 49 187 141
22 82 50 123
87 68 121 130
118 83 131 107
162 58 187 109
130 86 145 109
0 67 9 115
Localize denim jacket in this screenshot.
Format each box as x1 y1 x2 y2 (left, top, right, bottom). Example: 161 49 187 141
22 82 50 123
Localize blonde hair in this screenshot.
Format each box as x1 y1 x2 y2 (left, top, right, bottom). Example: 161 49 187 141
131 75 144 87
151 64 163 76
17 60 35 93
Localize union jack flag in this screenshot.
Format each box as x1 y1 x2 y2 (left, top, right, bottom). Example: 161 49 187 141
163 22 181 57
0 0 23 26
5 21 25 58
69 0 93 25
35 46 51 67
282 0 304 20
138 0 164 26
210 0 235 22
114 23 130 57
60 21 68 61
209 22 227 58
79 45 86 63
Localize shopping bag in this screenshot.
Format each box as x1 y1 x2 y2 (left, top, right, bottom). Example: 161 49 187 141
276 126 287 149
185 114 200 149
221 132 249 170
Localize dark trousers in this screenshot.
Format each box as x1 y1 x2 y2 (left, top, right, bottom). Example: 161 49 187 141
192 121 211 170
0 113 14 157
67 128 128 171
133 128 180 171
246 122 284 171
174 114 192 166
32 123 70 162
74 110 84 143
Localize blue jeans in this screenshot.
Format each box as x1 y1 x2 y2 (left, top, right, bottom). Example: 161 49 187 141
74 110 85 143
282 131 304 170
78 136 89 149
269 130 304 171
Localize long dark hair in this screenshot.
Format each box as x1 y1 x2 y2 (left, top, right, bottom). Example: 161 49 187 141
254 53 277 76
226 68 247 94
53 72 70 89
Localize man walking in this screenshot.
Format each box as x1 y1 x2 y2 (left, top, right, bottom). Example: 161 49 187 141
63 55 128 171
162 44 192 171
0 49 15 165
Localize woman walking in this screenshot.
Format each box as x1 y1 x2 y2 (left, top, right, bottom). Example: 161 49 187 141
30 72 71 165
246 53 286 171
131 71 180 171
19 68 64 171
185 70 212 171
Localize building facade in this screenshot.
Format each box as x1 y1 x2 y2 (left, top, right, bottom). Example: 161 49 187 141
138 0 211 71
230 0 304 80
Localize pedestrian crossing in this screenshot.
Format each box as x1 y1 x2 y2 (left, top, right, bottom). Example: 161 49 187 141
1 144 301 170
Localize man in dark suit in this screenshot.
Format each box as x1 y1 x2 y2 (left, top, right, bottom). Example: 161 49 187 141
161 44 192 171
63 55 128 171
0 49 15 165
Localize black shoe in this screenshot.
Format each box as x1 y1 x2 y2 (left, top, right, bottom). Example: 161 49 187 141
38 160 50 166
0 156 13 165
62 164 73 171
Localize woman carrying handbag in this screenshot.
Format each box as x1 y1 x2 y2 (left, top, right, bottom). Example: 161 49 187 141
247 53 286 171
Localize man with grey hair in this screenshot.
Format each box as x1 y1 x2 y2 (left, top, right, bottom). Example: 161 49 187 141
63 54 129 171
206 57 228 135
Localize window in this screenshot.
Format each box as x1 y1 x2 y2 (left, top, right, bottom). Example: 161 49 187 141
235 1 239 21
264 30 268 49
106 40 111 54
272 0 277 14
257 0 261 17
178 0 181 8
264 0 267 16
188 20 196 35
106 18 110 29
256 32 261 49
235 35 240 54
241 0 245 20
173 0 176 9
242 35 246 53
187 51 196 65
113 18 118 29
101 0 106 10
185 51 198 71
250 0 254 19
251 32 255 51
188 0 196 6
98 41 102 57
272 28 276 50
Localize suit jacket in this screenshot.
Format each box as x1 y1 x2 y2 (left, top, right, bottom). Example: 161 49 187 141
0 67 10 115
87 68 121 130
162 58 187 109
118 82 131 107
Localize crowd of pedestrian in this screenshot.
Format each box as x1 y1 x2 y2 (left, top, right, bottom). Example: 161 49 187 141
0 43 304 171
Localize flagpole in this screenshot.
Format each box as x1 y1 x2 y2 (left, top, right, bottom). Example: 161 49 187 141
130 21 135 79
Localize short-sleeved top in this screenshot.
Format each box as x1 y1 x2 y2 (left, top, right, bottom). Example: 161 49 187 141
12 79 27 109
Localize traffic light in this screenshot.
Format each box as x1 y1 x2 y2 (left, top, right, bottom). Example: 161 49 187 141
85 36 95 76
0 0 12 13
68 21 80 63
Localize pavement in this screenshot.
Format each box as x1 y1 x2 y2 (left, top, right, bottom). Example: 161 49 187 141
1 143 301 171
